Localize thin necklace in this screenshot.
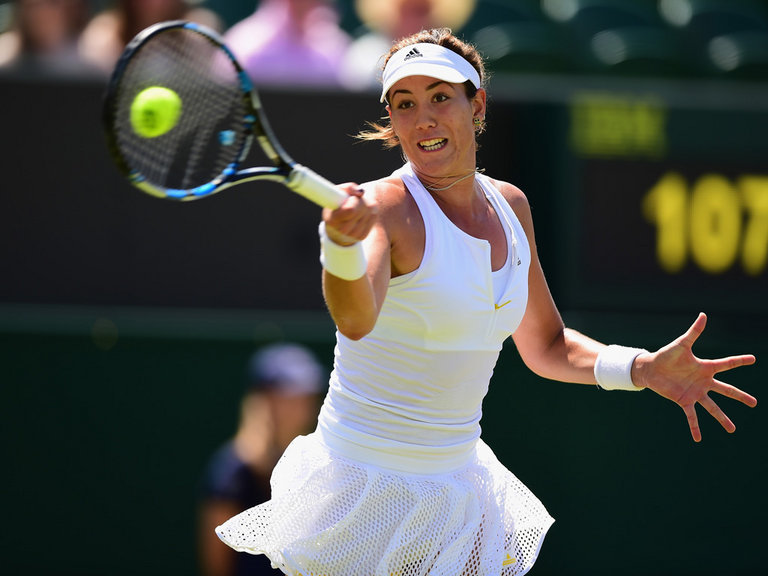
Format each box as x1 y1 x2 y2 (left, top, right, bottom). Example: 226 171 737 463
424 169 482 192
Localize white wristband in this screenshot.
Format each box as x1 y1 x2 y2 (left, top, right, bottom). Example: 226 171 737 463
594 345 648 391
318 222 367 281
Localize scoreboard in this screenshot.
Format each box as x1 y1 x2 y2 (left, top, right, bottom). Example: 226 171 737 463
555 88 768 315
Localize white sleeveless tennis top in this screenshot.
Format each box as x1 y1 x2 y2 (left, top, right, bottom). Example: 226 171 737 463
316 163 531 474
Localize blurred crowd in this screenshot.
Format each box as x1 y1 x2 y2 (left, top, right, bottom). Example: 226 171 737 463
0 0 476 86
2 0 768 85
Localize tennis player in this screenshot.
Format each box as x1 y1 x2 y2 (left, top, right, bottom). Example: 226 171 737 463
216 28 757 576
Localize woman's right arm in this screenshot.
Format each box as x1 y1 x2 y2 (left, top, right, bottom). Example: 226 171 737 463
321 182 391 340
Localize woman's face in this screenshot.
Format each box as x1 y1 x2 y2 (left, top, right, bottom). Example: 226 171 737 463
387 74 485 179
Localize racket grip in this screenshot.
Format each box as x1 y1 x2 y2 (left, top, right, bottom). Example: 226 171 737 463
287 165 348 209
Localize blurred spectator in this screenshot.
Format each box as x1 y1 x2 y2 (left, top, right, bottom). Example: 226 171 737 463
0 0 97 75
78 0 223 74
224 0 350 88
198 343 326 576
339 0 476 90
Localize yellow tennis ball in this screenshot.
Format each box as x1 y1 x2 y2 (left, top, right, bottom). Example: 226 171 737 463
130 86 182 138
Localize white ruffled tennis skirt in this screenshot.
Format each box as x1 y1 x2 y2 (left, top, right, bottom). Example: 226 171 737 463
216 432 553 576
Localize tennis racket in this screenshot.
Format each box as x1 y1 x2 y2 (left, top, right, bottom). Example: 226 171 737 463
102 20 347 208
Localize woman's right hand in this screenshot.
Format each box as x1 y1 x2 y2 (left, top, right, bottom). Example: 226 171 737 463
323 183 378 246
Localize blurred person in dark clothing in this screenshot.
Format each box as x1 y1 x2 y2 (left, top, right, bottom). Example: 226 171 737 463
198 343 326 576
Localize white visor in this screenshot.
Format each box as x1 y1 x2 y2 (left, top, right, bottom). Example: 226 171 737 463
380 43 481 103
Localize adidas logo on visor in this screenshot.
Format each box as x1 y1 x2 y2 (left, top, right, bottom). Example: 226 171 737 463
403 47 423 61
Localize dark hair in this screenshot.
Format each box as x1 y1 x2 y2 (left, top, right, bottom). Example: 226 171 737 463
356 28 487 149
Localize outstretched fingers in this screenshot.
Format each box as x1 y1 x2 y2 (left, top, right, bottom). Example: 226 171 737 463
683 404 702 443
678 312 708 349
712 379 758 407
682 381 755 442
710 353 757 374
700 395 736 434
659 313 757 442
683 397 732 443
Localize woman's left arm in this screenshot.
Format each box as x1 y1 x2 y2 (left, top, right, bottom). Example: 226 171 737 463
505 181 757 441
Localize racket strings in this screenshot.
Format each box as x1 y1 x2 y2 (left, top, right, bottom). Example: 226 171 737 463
110 28 250 193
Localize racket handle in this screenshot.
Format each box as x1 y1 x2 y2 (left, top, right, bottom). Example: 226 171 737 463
287 165 348 209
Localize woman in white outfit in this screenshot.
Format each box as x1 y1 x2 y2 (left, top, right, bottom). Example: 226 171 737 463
216 28 757 576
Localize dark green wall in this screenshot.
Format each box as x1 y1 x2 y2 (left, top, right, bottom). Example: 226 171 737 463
1 321 335 576
2 311 763 576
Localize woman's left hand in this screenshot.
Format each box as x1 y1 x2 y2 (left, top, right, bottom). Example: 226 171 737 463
632 313 757 442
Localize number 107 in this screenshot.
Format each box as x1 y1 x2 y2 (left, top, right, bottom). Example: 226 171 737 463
642 172 768 276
